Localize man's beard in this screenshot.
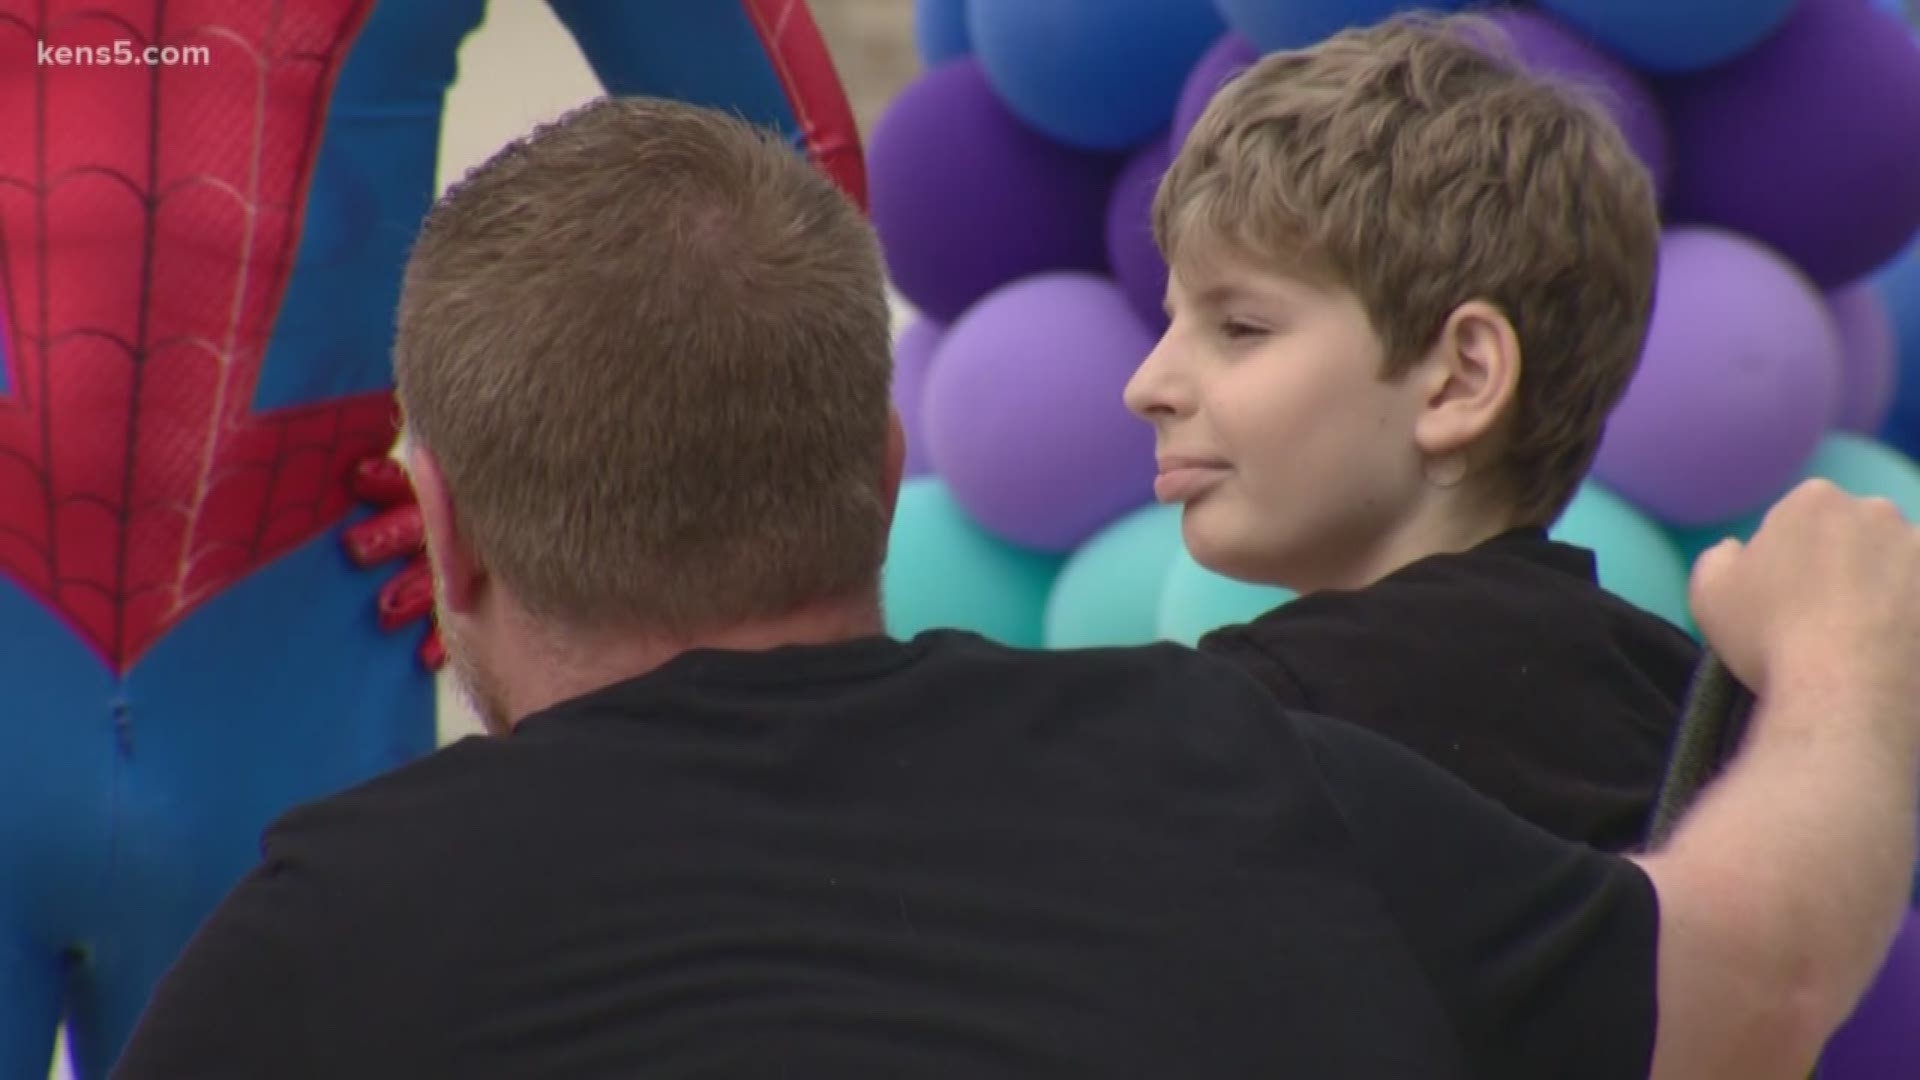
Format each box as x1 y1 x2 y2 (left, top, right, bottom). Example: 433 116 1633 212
439 614 512 736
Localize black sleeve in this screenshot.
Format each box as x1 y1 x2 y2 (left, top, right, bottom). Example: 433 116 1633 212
1293 709 1660 1080
111 855 317 1080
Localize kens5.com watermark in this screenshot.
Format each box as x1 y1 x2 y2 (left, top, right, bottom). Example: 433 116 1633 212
38 40 211 66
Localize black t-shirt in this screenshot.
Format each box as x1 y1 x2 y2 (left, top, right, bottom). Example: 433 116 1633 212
1201 529 1702 851
116 631 1657 1079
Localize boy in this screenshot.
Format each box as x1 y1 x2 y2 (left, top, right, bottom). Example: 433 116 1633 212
1124 13 1700 852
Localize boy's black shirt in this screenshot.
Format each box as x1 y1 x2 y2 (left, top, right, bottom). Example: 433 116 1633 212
1201 528 1703 850
116 630 1657 1079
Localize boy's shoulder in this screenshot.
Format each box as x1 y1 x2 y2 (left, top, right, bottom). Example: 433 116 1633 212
1198 530 1701 849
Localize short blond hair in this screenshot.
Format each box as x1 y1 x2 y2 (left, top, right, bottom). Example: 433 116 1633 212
1158 13 1659 524
395 97 893 635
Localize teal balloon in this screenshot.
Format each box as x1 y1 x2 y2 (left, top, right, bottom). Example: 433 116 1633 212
1802 433 1920 520
1045 503 1185 648
1551 481 1696 632
1156 547 1293 645
1666 517 1758 568
883 477 1065 647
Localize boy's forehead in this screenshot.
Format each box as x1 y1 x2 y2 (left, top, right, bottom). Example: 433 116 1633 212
1168 246 1318 302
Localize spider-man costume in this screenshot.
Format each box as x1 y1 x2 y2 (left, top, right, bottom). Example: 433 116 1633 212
0 2 863 1074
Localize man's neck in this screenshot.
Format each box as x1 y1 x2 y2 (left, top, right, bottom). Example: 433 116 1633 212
498 594 886 730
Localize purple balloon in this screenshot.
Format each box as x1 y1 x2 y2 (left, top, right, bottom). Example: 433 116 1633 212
1106 137 1175 332
1828 281 1899 435
869 59 1120 325
1662 0 1920 289
924 273 1159 552
1823 909 1920 1078
1173 32 1260 150
893 319 944 478
1593 229 1841 526
1483 9 1673 200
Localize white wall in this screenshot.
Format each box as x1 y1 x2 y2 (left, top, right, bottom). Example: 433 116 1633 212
428 0 606 745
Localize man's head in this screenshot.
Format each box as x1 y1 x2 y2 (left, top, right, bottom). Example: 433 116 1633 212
1124 13 1659 592
394 97 899 730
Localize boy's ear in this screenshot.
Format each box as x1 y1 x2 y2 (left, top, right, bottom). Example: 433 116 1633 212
1411 299 1522 459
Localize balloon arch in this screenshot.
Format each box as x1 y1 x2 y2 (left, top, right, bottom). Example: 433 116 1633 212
874 2 1920 1072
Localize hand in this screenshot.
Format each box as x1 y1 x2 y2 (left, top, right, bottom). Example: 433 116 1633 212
1690 479 1920 706
342 456 445 671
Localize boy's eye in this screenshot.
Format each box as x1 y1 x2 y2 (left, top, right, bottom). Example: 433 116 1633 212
1219 321 1266 340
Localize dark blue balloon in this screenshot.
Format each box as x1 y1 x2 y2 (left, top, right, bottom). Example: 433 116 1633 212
867 60 1120 324
1875 239 1920 456
1106 137 1175 331
1213 0 1466 52
914 0 971 66
1538 0 1798 73
1657 0 1920 289
969 0 1225 150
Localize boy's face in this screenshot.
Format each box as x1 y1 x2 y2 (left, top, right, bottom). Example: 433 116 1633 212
1123 248 1431 592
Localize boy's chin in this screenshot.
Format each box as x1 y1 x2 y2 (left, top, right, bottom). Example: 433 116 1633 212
1183 514 1298 590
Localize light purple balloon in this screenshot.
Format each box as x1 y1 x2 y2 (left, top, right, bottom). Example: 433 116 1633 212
1173 32 1260 150
893 319 944 478
1827 282 1898 435
1593 228 1841 526
1662 0 1920 289
924 273 1159 552
1106 137 1175 332
1483 9 1673 200
868 59 1120 325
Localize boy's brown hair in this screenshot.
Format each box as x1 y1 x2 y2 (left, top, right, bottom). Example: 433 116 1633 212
394 96 894 636
1157 12 1660 525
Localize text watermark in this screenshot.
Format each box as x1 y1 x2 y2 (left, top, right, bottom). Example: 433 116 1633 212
38 41 211 66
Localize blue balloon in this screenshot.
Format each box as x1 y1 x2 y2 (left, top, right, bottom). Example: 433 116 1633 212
1878 239 1920 457
970 0 1225 150
1045 503 1185 648
1550 481 1696 633
1156 546 1294 645
1536 0 1798 74
914 0 971 66
883 478 1066 647
1213 0 1466 52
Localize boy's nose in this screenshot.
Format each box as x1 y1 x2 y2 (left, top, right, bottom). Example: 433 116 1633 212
1123 336 1189 420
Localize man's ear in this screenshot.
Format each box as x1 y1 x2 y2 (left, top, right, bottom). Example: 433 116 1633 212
1411 299 1522 461
881 406 907 522
403 444 484 614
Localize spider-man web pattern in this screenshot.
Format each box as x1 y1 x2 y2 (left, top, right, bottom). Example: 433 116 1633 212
0 2 864 1074
0 0 389 672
